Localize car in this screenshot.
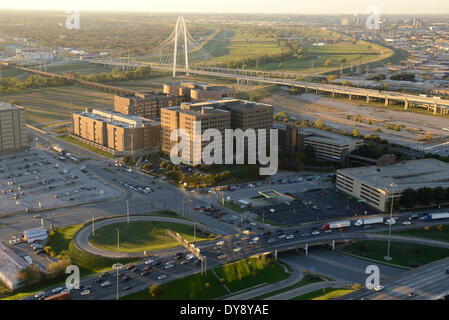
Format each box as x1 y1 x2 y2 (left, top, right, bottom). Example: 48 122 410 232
278 234 287 239
141 271 150 276
101 281 111 287
34 248 44 255
312 231 320 236
408 292 417 297
52 287 63 294
126 265 136 271
143 266 153 272
402 221 411 225
34 292 45 299
158 275 167 280
216 241 225 246
123 286 132 291
33 214 42 219
80 290 90 296
99 272 110 279
324 229 332 233
121 276 130 282
286 235 295 240
267 238 276 244
217 254 227 260
144 259 154 265
373 285 384 292
164 264 175 270
180 259 190 265
233 247 242 252
446 269 449 275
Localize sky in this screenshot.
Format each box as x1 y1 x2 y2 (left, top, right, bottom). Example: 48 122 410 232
0 0 448 15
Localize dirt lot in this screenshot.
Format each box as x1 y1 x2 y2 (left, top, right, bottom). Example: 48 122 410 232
0 148 119 215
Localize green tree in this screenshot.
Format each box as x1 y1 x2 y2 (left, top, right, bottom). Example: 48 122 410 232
17 265 41 285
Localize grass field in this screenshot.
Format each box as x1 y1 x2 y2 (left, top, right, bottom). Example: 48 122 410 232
88 220 212 253
393 224 449 242
1 86 113 125
122 257 290 300
45 62 114 75
290 287 353 300
251 273 323 300
341 241 449 267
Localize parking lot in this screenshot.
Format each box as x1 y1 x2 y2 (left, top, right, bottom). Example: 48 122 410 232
250 189 378 225
0 149 119 214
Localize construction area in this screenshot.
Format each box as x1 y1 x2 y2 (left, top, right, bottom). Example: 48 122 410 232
0 149 119 215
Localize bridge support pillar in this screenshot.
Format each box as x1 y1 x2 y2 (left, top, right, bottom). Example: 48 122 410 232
384 98 389 106
304 244 309 255
404 99 409 110
434 103 438 115
366 96 370 103
332 91 335 97
331 240 335 251
348 94 352 100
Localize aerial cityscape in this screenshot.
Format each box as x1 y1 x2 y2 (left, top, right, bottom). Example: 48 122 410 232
1 0 449 311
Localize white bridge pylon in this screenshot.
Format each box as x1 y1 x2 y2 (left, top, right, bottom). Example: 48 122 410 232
173 16 189 77
133 15 231 77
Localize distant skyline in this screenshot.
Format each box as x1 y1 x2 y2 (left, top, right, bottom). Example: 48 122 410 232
1 0 449 15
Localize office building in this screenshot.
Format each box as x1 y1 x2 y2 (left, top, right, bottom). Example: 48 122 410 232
163 82 236 102
0 102 27 155
72 108 160 156
336 159 449 212
114 92 183 121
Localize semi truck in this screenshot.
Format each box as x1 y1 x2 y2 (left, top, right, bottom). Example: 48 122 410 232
321 220 351 231
354 217 384 226
423 212 449 221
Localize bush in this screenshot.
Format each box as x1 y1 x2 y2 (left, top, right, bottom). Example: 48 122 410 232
149 284 163 298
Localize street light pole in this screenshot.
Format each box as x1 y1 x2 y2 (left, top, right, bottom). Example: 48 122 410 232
112 263 123 301
126 200 129 224
384 183 396 261
116 228 120 253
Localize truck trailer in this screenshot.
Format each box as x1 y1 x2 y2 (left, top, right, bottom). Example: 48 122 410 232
321 220 351 231
355 217 384 226
423 212 449 221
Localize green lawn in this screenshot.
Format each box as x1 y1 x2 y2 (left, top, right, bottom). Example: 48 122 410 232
251 273 323 300
290 287 353 300
58 134 116 158
393 224 449 242
1 86 113 125
341 241 449 267
88 220 212 253
123 257 290 300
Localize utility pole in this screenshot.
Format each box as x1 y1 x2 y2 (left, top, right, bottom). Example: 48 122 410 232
116 228 120 253
92 215 95 236
126 200 129 224
193 223 196 242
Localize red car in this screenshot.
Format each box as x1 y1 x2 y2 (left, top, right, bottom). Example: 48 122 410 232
126 265 135 271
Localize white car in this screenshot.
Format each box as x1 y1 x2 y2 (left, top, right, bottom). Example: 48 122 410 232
101 281 111 287
250 222 256 226
312 231 320 236
164 264 175 270
80 290 90 296
286 235 295 240
233 247 242 252
278 234 287 239
158 275 167 280
267 238 276 243
374 285 384 292
324 230 332 233
354 219 364 226
402 221 411 225
52 287 63 293
186 253 194 260
216 240 225 246
145 259 154 265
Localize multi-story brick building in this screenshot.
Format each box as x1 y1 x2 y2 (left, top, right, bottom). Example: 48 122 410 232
163 82 236 102
72 108 160 156
114 92 183 121
0 102 27 155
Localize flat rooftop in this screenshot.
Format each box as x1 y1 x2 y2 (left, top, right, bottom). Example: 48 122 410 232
75 109 159 128
0 101 21 111
300 127 362 146
0 242 28 288
338 159 449 191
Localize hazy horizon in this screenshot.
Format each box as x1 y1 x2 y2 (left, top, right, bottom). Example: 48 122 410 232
1 0 449 15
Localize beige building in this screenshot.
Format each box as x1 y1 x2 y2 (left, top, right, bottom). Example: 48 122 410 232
160 99 273 162
72 109 160 156
0 242 29 290
276 124 363 162
161 102 231 162
163 82 236 102
0 102 27 155
336 159 449 212
114 92 183 121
